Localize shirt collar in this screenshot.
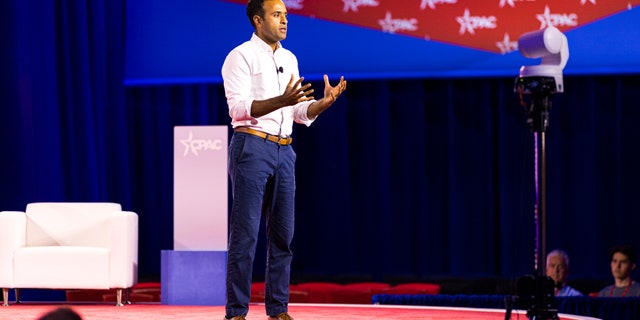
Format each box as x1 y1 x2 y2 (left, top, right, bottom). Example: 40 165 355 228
251 33 282 53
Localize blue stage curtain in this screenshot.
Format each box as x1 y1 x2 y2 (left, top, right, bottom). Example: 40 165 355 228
559 297 640 320
2 0 640 282
373 294 640 320
372 294 507 308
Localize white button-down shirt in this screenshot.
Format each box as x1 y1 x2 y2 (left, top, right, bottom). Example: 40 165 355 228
221 33 315 137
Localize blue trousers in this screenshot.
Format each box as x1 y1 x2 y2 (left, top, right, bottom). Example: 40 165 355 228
225 132 296 317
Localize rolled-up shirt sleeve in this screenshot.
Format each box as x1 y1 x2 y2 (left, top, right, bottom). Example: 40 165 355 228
292 101 315 127
221 49 258 124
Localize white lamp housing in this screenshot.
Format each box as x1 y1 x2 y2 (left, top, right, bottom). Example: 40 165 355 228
517 26 569 93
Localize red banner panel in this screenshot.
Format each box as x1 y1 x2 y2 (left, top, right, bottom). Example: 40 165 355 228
224 0 639 53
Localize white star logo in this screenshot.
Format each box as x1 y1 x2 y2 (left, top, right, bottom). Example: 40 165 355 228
536 5 554 29
283 0 304 10
342 0 379 13
377 11 418 34
499 0 516 8
181 131 198 156
456 8 475 35
580 0 596 5
420 0 458 10
421 0 436 10
343 0 360 12
496 33 518 54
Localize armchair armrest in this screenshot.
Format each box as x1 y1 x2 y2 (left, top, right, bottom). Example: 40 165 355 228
109 211 138 288
0 211 26 286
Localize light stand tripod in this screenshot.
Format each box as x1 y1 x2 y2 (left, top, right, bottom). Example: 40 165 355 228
513 76 559 320
507 26 568 320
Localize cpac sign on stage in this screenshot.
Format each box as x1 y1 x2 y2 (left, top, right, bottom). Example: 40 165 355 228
173 126 227 251
163 126 228 306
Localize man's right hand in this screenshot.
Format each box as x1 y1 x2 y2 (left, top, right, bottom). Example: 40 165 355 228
250 75 315 118
281 75 314 106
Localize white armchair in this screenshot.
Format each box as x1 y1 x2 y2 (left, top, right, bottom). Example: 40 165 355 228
0 202 138 306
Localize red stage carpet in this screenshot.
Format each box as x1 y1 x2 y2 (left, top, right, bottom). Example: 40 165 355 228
0 303 600 320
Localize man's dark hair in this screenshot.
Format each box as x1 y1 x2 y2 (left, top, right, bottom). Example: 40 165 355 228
246 0 266 30
38 307 83 320
610 244 637 263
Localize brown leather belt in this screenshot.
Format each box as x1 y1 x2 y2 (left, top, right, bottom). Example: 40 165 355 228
234 127 293 146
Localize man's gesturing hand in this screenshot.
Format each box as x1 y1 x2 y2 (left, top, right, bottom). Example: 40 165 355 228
282 75 314 106
248 75 314 118
322 74 347 105
306 74 347 119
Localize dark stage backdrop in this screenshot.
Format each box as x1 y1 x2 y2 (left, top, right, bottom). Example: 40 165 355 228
2 1 640 288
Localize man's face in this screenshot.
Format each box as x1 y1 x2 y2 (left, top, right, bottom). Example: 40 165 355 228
611 252 635 280
546 254 568 284
255 0 288 45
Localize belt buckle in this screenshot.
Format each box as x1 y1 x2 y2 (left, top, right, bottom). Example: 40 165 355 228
280 135 291 145
267 133 283 145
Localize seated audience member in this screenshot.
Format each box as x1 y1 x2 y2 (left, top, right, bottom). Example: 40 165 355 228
598 244 640 297
38 307 83 320
546 249 583 296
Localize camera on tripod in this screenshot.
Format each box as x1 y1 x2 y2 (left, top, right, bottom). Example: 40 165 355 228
514 26 569 95
509 26 570 320
513 26 570 133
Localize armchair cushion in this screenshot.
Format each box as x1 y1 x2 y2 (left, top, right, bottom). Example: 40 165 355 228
13 246 109 288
